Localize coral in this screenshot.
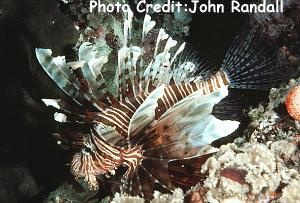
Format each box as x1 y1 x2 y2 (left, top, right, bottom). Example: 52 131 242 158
111 193 144 203
251 0 300 41
250 0 300 81
173 6 193 25
45 180 99 203
245 77 300 143
196 76 300 202
269 78 300 110
151 189 184 203
161 14 190 38
277 179 300 203
110 189 184 203
200 139 299 203
246 105 296 143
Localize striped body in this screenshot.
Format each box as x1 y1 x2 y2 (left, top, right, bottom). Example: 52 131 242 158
87 70 230 136
71 129 144 189
35 11 243 199
68 70 230 190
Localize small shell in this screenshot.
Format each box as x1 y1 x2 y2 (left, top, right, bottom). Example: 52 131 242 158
285 85 300 120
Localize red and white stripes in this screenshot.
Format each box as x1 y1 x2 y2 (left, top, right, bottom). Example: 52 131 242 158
155 71 230 118
70 129 144 189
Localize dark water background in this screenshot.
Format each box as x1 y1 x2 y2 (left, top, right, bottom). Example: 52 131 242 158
0 0 291 202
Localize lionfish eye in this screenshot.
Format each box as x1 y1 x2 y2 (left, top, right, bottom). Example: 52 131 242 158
83 147 92 154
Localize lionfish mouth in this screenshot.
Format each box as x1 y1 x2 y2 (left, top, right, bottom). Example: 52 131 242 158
36 6 285 200
70 129 145 191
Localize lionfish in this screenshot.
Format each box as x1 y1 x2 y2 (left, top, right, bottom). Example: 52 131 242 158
35 10 286 199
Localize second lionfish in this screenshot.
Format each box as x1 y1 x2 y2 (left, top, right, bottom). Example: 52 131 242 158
36 10 287 199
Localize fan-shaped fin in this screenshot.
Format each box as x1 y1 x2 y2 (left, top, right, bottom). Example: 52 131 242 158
122 168 142 197
222 27 292 90
141 159 174 190
139 87 240 160
154 71 230 119
123 165 157 200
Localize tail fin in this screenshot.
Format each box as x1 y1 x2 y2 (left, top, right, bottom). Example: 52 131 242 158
221 27 292 90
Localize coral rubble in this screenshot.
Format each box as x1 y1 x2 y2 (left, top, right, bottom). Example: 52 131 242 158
110 189 184 203
201 140 299 202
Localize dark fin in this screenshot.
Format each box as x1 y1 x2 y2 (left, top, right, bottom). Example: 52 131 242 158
141 159 174 191
221 27 293 90
132 166 156 199
122 168 143 197
212 89 248 122
120 163 171 200
168 153 214 190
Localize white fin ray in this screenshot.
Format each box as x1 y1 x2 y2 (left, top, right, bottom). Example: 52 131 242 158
118 45 143 98
151 40 184 86
36 49 91 107
54 112 67 122
154 29 169 58
142 14 156 42
73 42 110 99
163 37 178 53
172 61 196 83
169 42 186 67
79 42 97 62
123 9 133 47
139 14 156 75
88 57 108 78
128 85 166 139
42 99 63 109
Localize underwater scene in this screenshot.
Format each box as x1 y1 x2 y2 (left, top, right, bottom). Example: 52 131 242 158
0 0 300 202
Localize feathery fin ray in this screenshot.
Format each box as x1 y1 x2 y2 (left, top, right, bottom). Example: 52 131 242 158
222 28 291 90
